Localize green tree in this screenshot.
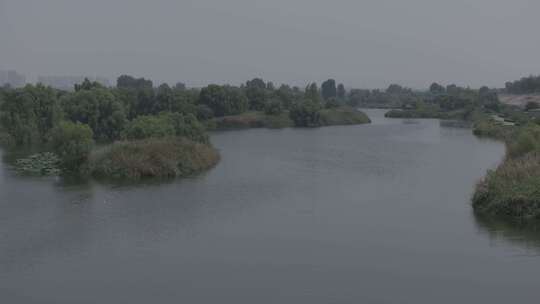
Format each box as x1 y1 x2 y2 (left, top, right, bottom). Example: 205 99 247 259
117 75 153 90
290 100 322 127
337 84 346 100
264 99 283 115
325 97 340 109
75 78 104 92
305 83 322 104
321 79 337 100
51 121 94 172
155 83 174 113
61 88 126 141
123 114 176 140
0 84 62 146
199 85 248 117
430 82 445 94
386 84 404 94
245 78 268 110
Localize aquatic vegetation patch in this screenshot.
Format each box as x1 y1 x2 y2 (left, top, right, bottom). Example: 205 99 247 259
14 152 61 176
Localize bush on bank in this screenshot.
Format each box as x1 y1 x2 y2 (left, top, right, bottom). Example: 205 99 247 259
472 123 540 219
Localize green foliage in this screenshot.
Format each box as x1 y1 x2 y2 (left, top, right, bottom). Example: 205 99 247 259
117 75 153 90
168 113 209 144
75 78 104 92
290 100 322 127
196 104 214 120
304 83 322 104
337 83 346 100
347 87 419 108
0 84 62 146
90 137 219 180
429 82 445 93
199 85 248 117
321 79 337 100
51 121 94 172
273 85 302 110
207 112 293 130
61 87 126 141
473 153 540 219
123 114 176 140
124 113 208 143
245 78 268 111
15 152 61 176
507 124 540 158
264 99 283 115
154 83 174 113
325 98 341 109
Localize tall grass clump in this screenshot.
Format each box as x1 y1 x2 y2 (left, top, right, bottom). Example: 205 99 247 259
473 152 540 219
90 137 219 180
473 123 540 219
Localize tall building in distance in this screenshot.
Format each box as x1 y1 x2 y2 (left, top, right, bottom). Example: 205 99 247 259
37 75 111 91
0 70 26 88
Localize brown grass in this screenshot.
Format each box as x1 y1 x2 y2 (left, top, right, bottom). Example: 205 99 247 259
90 137 220 180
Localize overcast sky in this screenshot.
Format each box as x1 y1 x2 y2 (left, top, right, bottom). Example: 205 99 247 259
1 0 539 89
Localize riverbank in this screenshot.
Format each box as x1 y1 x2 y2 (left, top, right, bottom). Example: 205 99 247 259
385 108 471 120
206 107 371 131
471 121 540 220
384 108 540 220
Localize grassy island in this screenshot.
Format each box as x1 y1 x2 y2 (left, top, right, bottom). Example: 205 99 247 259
90 137 219 180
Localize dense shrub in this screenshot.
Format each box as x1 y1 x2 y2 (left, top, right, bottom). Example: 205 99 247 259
51 121 94 173
473 152 540 219
507 124 540 158
325 98 340 109
199 85 248 117
61 88 126 141
123 113 208 143
289 100 322 127
196 104 214 120
264 99 283 115
123 115 176 140
0 85 61 146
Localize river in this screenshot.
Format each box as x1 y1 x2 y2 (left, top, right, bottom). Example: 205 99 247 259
1 109 539 303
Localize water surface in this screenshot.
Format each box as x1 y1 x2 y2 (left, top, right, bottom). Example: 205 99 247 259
2 110 538 303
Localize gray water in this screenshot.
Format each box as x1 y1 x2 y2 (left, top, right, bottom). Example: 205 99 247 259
1 110 538 303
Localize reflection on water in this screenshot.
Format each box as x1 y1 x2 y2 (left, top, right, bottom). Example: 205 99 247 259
474 213 540 255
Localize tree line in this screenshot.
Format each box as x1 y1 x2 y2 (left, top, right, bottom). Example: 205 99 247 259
505 75 540 94
0 76 357 171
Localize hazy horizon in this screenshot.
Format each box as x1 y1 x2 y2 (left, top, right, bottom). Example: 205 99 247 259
1 0 540 89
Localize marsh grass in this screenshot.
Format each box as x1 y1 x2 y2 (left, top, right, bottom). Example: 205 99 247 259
90 137 219 180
